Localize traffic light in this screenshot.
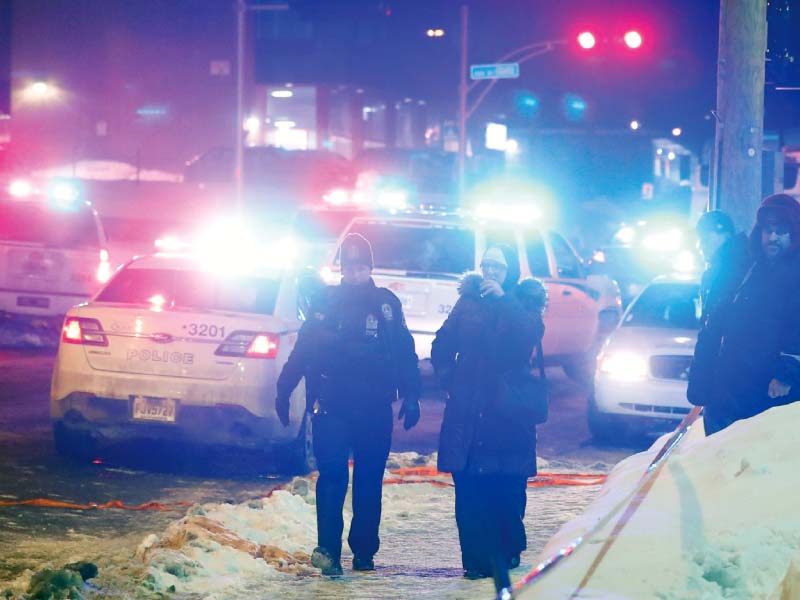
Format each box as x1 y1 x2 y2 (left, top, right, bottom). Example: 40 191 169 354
623 30 643 49
577 31 596 50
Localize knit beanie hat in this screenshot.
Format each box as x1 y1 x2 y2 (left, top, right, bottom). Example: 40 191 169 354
340 233 374 269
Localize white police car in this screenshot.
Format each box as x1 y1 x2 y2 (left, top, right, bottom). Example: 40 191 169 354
321 210 622 381
0 179 111 330
50 241 320 473
590 277 700 441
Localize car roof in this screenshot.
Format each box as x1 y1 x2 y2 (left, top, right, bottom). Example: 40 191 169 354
123 253 286 278
344 210 550 232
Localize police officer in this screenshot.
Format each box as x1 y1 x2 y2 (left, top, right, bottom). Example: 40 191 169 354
275 233 421 576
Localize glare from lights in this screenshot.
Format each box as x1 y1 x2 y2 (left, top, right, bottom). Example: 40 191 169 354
642 228 683 252
577 31 596 49
673 337 693 345
376 190 408 211
656 148 664 155
614 226 636 245
673 250 697 274
505 139 520 155
599 352 648 381
96 260 112 284
48 181 80 206
426 28 445 37
624 30 643 49
148 294 167 310
323 188 351 206
22 81 60 103
270 90 293 98
154 235 187 252
667 151 677 161
244 116 260 132
475 202 542 224
629 120 640 131
591 250 607 263
8 179 34 198
274 120 296 129
320 266 339 284
672 127 682 137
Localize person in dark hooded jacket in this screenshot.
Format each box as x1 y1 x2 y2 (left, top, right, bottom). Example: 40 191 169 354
431 243 547 580
693 194 800 434
686 209 752 434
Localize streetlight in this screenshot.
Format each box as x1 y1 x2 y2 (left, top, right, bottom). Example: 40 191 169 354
630 120 641 130
672 127 682 137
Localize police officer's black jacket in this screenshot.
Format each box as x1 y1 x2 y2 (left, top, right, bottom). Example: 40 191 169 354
687 232 751 407
276 278 421 413
431 273 544 477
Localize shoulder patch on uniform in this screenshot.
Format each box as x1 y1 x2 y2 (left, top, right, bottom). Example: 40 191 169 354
381 303 394 320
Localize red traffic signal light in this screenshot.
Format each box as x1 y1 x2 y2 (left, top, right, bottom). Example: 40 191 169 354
577 31 596 49
623 30 643 49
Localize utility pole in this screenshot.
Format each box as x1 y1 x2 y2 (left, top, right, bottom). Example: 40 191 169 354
711 0 768 231
457 4 468 203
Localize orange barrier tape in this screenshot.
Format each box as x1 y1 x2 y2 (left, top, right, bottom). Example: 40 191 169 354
389 466 607 488
0 498 193 511
383 478 453 488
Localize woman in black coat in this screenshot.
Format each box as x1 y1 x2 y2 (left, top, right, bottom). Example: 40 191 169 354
431 243 546 579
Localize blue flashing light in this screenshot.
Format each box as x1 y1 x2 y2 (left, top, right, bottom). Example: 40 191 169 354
515 91 540 118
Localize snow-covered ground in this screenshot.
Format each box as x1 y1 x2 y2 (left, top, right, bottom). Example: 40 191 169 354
4 453 607 599
521 403 800 599
11 404 799 599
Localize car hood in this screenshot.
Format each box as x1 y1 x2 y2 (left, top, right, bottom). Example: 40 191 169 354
603 326 698 355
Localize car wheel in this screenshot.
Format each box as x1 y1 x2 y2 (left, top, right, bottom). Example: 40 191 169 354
53 421 97 461
275 412 316 475
562 354 596 385
587 393 622 443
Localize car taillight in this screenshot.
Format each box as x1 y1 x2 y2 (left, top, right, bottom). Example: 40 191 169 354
215 331 279 359
97 249 112 283
61 317 108 346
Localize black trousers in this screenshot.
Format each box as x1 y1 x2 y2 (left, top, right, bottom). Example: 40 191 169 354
312 402 393 562
452 471 529 573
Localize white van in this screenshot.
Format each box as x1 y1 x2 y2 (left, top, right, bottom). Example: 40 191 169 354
322 212 622 382
0 186 110 329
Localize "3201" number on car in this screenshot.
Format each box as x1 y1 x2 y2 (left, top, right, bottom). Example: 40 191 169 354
184 323 226 337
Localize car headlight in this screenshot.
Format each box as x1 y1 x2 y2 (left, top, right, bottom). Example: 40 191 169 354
598 352 649 381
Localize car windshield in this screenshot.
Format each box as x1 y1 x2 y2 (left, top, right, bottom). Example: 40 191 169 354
344 221 475 275
293 209 362 242
0 200 100 249
622 282 701 329
96 268 281 314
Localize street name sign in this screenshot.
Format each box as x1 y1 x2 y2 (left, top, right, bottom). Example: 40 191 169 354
470 62 520 80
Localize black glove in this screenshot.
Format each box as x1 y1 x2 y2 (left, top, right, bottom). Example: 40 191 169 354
275 395 290 427
398 397 421 431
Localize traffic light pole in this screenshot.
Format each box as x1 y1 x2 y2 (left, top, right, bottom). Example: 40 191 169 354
458 4 468 203
711 0 767 230
457 26 565 201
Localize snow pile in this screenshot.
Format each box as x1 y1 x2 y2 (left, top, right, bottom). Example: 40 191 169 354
136 480 318 595
522 403 800 599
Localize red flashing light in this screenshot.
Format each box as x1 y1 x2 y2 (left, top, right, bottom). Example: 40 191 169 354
624 30 643 49
577 31 596 50
216 331 280 359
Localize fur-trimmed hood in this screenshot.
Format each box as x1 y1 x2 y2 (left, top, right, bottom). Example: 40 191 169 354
458 272 548 314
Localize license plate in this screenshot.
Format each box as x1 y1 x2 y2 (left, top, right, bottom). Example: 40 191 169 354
132 396 177 423
16 296 50 308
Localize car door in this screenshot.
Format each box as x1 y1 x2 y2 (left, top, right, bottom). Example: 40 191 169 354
541 231 598 356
